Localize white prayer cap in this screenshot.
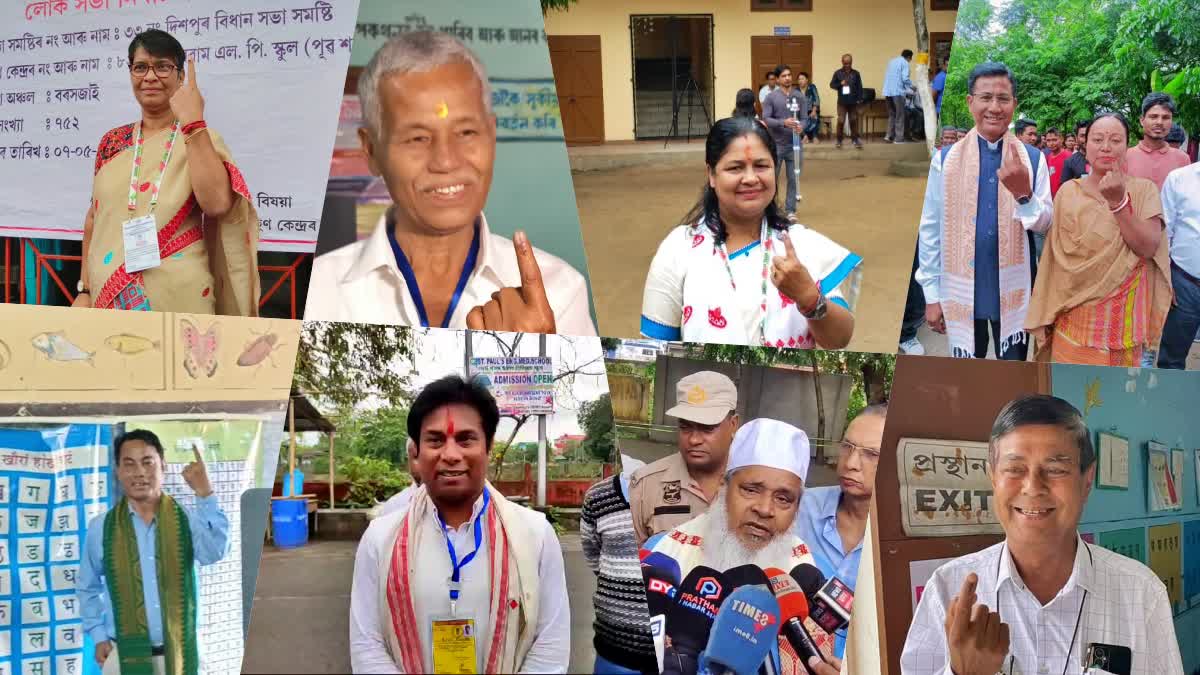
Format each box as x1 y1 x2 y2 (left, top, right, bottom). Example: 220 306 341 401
725 418 810 484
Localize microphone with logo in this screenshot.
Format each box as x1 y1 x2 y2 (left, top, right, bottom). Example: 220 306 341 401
790 564 853 638
765 567 824 675
662 566 729 675
697 584 782 675
643 553 682 674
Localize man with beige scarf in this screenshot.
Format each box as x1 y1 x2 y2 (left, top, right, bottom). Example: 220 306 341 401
348 374 570 673
916 61 1052 360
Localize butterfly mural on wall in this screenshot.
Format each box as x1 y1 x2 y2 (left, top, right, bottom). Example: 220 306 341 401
180 318 219 379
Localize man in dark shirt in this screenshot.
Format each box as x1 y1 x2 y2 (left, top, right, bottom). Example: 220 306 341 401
1060 119 1090 184
829 53 864 149
763 64 808 217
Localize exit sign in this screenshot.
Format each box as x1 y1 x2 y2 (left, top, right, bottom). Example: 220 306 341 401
774 26 791 36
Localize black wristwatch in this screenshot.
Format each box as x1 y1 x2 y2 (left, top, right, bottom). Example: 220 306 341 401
802 291 828 320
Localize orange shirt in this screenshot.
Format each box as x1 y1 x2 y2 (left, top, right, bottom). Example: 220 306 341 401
1125 140 1190 189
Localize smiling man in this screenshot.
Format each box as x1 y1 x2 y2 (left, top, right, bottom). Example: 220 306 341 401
78 430 230 675
901 395 1183 675
306 32 595 336
917 62 1051 360
349 374 570 674
628 371 739 547
793 403 886 659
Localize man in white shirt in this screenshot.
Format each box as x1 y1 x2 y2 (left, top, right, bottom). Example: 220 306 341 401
305 31 596 336
349 374 571 673
901 395 1183 675
370 439 420 520
883 49 914 143
916 61 1051 360
1155 162 1200 369
758 69 777 104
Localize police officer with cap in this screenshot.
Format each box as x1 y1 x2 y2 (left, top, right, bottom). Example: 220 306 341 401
628 371 739 546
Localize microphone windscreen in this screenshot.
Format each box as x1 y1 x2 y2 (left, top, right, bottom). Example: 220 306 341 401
641 552 682 586
698 584 782 675
723 564 771 590
789 563 826 599
765 568 810 622
665 565 729 652
644 566 679 619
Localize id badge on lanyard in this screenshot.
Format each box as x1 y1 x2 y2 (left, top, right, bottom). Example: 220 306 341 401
430 613 479 674
122 121 180 273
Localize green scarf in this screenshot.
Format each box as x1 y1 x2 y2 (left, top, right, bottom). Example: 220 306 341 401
103 494 199 675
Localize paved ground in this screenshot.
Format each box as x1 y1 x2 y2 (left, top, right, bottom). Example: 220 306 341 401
574 156 923 355
243 540 356 674
906 319 1200 368
241 535 599 673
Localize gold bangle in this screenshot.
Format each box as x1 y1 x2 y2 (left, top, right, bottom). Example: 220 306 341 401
184 127 210 143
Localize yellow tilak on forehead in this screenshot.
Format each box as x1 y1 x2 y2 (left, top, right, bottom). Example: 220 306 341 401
436 101 449 119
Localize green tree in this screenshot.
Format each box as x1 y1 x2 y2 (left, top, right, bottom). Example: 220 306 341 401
578 394 616 462
941 0 1199 135
294 323 418 409
352 406 411 466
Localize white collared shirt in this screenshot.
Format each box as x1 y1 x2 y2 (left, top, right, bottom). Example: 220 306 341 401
916 137 1053 304
901 537 1182 675
1162 162 1200 278
305 213 597 336
348 493 571 674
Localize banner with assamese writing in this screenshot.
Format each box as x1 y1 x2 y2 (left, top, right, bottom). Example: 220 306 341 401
470 356 554 417
895 437 1003 537
0 0 357 252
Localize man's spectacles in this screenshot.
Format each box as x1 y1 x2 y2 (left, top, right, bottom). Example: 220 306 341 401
838 440 881 462
130 63 178 78
971 93 1014 105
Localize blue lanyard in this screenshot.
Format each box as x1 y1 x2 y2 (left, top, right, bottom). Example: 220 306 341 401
436 489 490 610
387 220 480 328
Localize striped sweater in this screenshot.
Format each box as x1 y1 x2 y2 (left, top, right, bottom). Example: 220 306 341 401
581 475 657 673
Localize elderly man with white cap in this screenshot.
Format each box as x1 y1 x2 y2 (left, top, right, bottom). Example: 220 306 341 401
628 371 740 547
641 418 844 675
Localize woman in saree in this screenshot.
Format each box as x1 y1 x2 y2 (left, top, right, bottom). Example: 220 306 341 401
1025 112 1172 365
73 29 259 315
640 116 861 348
796 71 821 143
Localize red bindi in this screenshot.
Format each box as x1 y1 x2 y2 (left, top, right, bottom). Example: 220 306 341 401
744 143 753 164
445 409 455 436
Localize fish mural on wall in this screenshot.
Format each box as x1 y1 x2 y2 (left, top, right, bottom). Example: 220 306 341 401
181 319 219 379
31 332 94 365
105 334 161 356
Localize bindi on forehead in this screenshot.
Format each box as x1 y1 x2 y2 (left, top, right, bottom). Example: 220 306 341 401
435 101 449 119
444 408 455 436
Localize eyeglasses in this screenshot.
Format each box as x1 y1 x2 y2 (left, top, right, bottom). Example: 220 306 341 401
838 440 881 462
129 63 178 78
972 93 1014 106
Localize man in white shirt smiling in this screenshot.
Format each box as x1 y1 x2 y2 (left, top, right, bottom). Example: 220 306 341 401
348 374 571 673
305 31 596 336
901 395 1183 675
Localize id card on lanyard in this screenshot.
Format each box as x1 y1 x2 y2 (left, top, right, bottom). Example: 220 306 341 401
123 120 180 273
430 490 490 674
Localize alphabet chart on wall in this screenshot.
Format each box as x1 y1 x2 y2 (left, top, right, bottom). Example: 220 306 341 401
0 423 112 675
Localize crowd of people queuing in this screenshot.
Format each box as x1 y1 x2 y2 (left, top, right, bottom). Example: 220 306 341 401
900 60 1199 370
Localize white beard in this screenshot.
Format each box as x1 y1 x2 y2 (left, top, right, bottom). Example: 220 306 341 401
699 489 798 572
